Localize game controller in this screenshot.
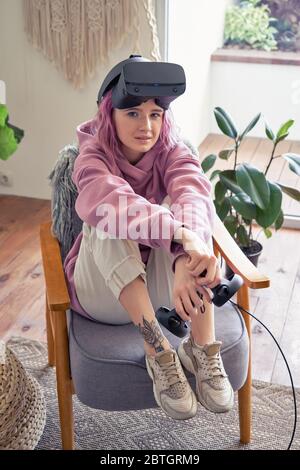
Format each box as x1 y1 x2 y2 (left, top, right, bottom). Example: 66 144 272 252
155 273 244 337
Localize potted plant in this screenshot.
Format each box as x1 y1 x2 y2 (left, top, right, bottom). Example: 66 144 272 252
201 107 300 276
0 103 24 161
224 0 278 51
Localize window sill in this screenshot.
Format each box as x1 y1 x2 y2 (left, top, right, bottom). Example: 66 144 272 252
211 48 300 66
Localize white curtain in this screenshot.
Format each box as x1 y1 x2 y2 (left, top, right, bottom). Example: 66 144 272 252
23 0 161 89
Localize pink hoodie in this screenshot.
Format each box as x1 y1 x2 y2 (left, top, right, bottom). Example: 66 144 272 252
63 120 216 319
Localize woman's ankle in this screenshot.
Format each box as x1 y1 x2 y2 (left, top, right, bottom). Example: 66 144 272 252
191 331 215 348
144 338 171 357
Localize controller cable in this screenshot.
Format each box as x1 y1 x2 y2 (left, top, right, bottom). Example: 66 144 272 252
228 298 297 451
156 263 297 449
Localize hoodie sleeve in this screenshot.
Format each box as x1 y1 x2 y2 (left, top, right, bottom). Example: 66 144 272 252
72 143 185 257
163 143 216 268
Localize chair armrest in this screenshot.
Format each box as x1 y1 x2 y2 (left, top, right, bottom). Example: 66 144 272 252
40 221 70 311
213 216 270 289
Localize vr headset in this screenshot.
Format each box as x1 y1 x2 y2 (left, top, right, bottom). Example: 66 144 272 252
97 54 186 110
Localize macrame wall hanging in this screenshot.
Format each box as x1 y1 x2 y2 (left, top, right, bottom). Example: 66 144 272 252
23 0 161 89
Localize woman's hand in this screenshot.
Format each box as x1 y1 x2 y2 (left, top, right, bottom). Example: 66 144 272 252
180 228 222 289
173 255 213 322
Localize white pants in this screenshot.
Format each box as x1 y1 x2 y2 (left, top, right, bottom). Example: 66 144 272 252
74 196 176 324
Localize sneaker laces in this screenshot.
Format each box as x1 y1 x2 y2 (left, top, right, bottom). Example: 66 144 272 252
201 351 229 389
205 353 225 379
192 340 228 383
156 352 188 398
159 359 181 387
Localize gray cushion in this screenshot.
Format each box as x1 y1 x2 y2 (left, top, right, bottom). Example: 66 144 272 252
68 302 248 410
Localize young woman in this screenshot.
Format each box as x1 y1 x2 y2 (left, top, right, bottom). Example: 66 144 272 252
64 57 234 421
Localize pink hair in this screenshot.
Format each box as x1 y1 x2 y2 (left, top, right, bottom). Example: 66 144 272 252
90 88 182 161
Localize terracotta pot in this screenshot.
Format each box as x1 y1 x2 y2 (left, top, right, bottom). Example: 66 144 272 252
225 240 263 279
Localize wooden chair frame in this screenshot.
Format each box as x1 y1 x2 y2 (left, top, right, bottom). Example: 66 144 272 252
40 217 270 450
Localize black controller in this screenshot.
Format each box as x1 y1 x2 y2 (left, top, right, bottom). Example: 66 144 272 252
155 273 244 337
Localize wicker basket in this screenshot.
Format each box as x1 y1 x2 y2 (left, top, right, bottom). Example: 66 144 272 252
0 340 46 449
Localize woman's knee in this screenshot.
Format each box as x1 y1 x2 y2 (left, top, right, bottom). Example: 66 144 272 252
90 225 142 260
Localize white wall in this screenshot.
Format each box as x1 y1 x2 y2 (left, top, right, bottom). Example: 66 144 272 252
0 80 5 104
167 0 232 149
210 61 300 140
0 0 235 199
0 0 163 199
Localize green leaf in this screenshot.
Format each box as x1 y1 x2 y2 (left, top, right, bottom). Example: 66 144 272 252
265 122 275 141
209 169 221 182
214 197 231 221
236 163 270 210
229 192 257 219
215 180 227 203
0 104 8 127
276 132 289 144
218 148 234 160
283 153 300 176
201 154 217 173
219 170 243 194
277 183 300 201
276 119 294 140
214 107 238 139
274 209 284 230
263 228 273 239
236 225 250 247
0 126 18 160
255 181 282 228
240 113 261 140
6 123 24 144
223 215 238 237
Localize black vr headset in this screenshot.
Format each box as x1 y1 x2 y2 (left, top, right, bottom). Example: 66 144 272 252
96 54 186 110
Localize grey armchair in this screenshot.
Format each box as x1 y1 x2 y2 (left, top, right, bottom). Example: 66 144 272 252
40 142 270 449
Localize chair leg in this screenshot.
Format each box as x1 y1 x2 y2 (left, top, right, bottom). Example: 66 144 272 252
53 309 75 450
237 284 252 444
214 244 252 443
45 294 55 366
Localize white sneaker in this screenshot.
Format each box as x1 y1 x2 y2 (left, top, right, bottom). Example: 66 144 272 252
178 336 234 413
145 348 197 420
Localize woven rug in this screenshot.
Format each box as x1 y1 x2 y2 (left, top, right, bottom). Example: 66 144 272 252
7 336 300 451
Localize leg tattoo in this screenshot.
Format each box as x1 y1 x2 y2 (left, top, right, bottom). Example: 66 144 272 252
138 316 165 353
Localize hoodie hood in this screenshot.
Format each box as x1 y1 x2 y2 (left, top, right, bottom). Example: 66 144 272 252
74 119 207 199
76 119 97 148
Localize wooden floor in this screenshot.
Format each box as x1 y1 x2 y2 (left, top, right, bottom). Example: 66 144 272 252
0 134 299 387
0 195 51 343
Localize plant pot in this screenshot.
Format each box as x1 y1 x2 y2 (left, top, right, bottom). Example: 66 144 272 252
225 240 263 280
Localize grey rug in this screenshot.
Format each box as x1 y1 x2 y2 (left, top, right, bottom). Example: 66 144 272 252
7 336 300 451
